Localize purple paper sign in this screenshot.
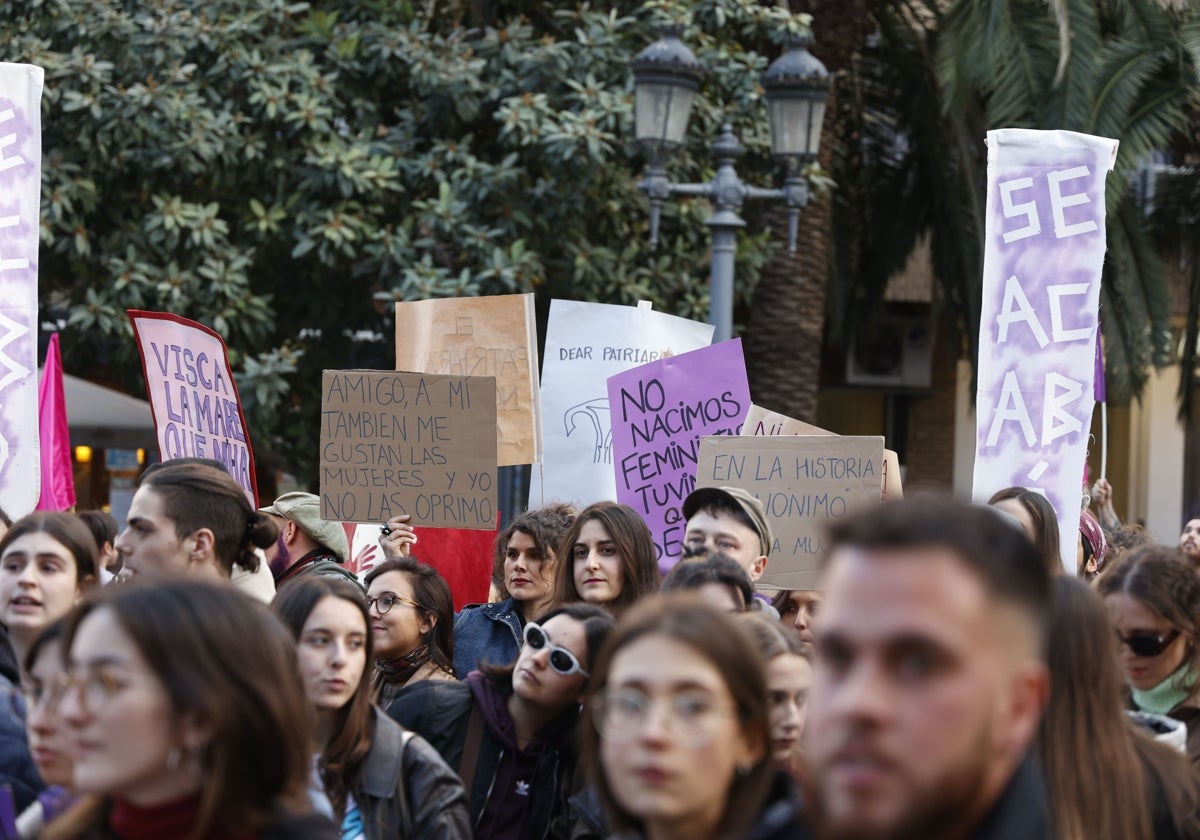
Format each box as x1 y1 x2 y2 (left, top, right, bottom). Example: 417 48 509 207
0 64 45 519
972 129 1118 573
607 339 751 571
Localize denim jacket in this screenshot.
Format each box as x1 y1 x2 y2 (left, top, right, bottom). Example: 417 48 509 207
452 598 523 677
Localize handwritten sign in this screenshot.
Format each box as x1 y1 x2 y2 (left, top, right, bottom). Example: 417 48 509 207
972 129 1117 573
129 311 258 503
697 435 884 591
607 339 750 571
0 64 44 517
394 294 539 466
319 370 497 528
741 404 903 499
537 299 713 507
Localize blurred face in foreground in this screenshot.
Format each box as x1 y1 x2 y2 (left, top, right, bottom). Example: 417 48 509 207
807 546 1046 840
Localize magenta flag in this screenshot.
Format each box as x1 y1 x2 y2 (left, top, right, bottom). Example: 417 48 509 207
35 333 75 510
607 338 751 572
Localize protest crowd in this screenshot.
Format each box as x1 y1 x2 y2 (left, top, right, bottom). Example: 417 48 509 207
5 461 1200 840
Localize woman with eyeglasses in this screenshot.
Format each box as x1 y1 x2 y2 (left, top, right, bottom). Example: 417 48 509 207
580 596 806 840
388 602 615 840
14 618 76 838
273 577 470 840
363 559 456 708
553 502 659 615
1099 547 1200 765
44 578 338 839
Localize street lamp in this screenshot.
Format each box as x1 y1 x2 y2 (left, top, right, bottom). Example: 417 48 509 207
632 28 830 342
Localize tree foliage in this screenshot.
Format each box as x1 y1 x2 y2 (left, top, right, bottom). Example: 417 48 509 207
1 0 815 483
830 0 1199 401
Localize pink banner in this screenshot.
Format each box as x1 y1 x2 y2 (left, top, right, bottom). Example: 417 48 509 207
0 64 44 518
607 339 751 571
36 334 75 511
128 310 258 504
972 129 1118 572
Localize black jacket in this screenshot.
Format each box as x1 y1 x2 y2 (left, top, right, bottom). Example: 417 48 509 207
971 756 1051 840
386 674 579 840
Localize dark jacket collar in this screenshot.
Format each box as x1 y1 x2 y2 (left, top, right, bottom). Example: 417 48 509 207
971 755 1050 840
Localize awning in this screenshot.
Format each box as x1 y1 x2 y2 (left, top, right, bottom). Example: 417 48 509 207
61 373 157 450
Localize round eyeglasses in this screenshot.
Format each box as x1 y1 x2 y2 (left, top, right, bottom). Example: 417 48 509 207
367 593 424 616
591 687 738 749
523 622 589 679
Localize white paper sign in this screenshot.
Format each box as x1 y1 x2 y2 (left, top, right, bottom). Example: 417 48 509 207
533 300 712 508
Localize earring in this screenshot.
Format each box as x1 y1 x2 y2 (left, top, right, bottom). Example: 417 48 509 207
166 746 182 772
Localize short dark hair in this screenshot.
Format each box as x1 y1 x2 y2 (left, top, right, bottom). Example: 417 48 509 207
141 463 277 576
825 496 1050 638
661 553 753 611
364 557 456 675
76 510 118 548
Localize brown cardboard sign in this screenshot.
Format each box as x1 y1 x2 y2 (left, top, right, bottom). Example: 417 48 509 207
319 370 498 528
697 435 884 591
394 294 540 466
740 403 903 500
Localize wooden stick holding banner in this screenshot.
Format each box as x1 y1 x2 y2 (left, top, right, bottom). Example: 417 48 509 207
128 310 259 504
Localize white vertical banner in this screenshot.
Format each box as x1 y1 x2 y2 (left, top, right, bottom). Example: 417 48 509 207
972 129 1118 573
533 300 713 509
0 64 44 518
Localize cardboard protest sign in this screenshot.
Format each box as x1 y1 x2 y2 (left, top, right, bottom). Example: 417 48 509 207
0 63 44 517
697 435 884 591
607 339 750 572
972 129 1117 573
128 311 258 503
741 404 903 499
536 299 713 507
319 370 497 528
394 294 539 466
343 519 498 610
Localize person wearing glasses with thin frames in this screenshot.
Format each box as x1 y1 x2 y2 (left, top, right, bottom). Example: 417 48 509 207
387 602 614 840
364 558 457 709
1100 546 1200 766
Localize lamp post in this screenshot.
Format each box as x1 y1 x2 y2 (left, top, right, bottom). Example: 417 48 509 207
632 28 830 342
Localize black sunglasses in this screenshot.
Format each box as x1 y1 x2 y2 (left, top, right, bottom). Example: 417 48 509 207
1117 629 1181 658
523 622 589 679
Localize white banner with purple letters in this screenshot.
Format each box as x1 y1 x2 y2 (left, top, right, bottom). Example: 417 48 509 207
0 64 44 518
972 129 1118 573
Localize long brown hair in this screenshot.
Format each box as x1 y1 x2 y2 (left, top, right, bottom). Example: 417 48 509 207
554 502 660 613
988 486 1061 576
1039 576 1200 840
274 576 374 821
1097 546 1200 694
580 596 774 839
46 580 314 840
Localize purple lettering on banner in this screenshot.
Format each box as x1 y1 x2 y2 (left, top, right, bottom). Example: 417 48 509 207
972 129 1119 572
607 339 751 573
130 313 259 504
0 65 46 518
